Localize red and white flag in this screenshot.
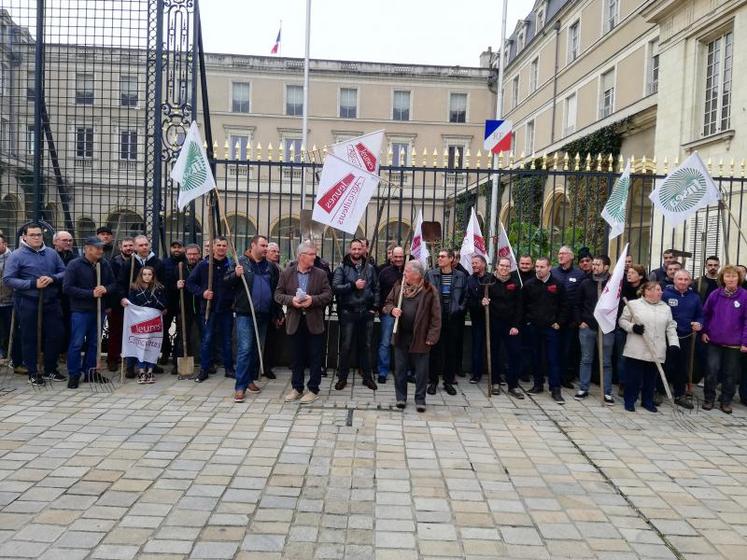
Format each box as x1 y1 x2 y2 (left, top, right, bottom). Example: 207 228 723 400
328 130 385 174
593 243 628 334
411 209 429 267
495 220 517 271
121 304 164 364
459 207 488 271
270 26 281 55
312 153 379 235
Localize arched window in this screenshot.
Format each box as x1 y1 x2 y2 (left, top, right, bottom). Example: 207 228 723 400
0 194 21 246
76 217 97 241
376 221 410 263
225 214 257 253
106 210 145 238
270 217 301 264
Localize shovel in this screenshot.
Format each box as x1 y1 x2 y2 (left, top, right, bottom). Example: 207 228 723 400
176 261 194 378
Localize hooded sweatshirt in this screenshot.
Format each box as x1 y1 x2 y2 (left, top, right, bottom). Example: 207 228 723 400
3 241 66 302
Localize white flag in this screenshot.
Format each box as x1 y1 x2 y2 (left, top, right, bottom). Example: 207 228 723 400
459 208 488 271
312 153 380 235
170 122 216 211
122 304 164 364
495 221 518 272
593 243 628 334
649 152 720 228
329 130 385 174
602 161 631 239
411 209 429 267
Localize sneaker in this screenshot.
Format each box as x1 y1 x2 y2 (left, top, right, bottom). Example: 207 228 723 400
469 375 481 384
604 394 615 406
697 379 704 388
45 371 66 382
574 390 589 400
194 370 209 383
426 383 437 395
491 384 501 396
363 378 378 391
674 396 694 410
284 389 303 402
625 404 635 412
263 370 277 380
443 383 457 396
378 375 387 384
147 371 155 384
720 403 733 415
300 391 319 404
247 383 261 393
224 370 236 379
234 390 245 403
508 387 524 399
395 401 406 409
551 388 565 405
28 375 45 386
416 404 426 413
527 385 543 395
137 370 147 384
702 400 714 411
67 377 79 389
334 379 347 391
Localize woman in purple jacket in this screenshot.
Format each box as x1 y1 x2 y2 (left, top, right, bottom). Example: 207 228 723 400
702 265 747 414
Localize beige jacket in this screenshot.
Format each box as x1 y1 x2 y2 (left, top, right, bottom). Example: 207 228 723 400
619 298 679 363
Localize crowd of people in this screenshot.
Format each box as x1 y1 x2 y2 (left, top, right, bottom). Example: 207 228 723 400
1 223 746 415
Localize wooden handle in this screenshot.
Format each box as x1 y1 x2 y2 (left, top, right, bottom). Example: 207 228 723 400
178 262 188 355
96 262 102 367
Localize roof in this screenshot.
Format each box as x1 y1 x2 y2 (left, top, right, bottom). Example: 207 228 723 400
504 0 570 66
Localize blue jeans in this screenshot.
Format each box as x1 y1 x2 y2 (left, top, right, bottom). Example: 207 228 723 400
578 327 614 395
15 297 63 376
138 361 155 370
199 310 234 372
235 313 269 391
67 311 103 379
526 324 561 389
377 313 395 378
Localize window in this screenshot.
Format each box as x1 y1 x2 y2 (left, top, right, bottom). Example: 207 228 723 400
391 142 409 166
564 94 577 135
392 90 410 121
536 9 545 29
75 73 94 105
286 85 303 116
284 137 303 163
647 40 659 95
120 131 137 160
447 145 464 169
0 118 8 153
600 69 615 118
26 69 35 101
229 134 249 159
525 120 535 154
339 88 357 118
530 58 539 92
604 0 618 33
703 31 733 137
76 127 94 159
449 93 467 123
0 63 7 96
120 75 138 107
518 31 525 50
568 21 580 62
231 82 250 113
512 76 520 108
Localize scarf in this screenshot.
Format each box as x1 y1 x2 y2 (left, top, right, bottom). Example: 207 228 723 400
723 287 738 297
402 278 424 299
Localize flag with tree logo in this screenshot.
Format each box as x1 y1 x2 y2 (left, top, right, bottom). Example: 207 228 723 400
601 161 631 239
170 122 216 210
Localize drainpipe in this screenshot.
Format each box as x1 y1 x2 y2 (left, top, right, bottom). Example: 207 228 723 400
550 19 561 144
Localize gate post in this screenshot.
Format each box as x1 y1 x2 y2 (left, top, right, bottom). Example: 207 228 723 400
32 0 45 222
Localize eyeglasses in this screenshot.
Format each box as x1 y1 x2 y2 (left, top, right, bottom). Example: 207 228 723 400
437 255 448 259
27 233 43 237
300 252 316 257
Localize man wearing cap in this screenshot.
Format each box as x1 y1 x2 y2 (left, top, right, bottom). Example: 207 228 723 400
63 237 117 388
577 247 593 279
161 240 186 366
96 226 116 261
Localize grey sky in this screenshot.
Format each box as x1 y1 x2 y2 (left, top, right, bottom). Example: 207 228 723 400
200 1 534 67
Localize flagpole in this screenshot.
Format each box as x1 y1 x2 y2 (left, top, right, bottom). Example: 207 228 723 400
278 20 282 57
301 0 311 210
488 0 508 263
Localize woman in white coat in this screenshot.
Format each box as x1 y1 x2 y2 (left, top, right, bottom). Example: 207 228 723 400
618 281 679 412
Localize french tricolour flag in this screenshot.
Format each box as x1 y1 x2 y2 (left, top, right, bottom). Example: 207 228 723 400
483 119 513 154
271 27 281 55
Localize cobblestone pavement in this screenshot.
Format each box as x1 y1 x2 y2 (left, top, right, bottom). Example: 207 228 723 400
1 368 746 559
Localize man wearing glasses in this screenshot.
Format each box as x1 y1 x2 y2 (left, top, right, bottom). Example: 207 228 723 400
275 241 332 404
3 223 66 386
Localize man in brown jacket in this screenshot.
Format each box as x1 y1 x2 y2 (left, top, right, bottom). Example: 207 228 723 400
274 241 333 404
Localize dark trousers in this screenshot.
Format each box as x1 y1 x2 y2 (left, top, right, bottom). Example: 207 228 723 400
0 305 21 364
173 306 197 360
429 311 462 385
67 311 102 379
558 325 579 383
491 319 521 388
624 357 657 409
263 320 282 373
337 310 373 381
664 335 692 398
394 345 429 405
106 306 124 365
705 344 741 405
471 316 486 379
15 297 63 376
453 312 465 376
290 317 323 394
160 308 176 363
199 310 234 372
526 324 561 390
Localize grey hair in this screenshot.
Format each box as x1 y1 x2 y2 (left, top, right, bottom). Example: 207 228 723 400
674 269 692 280
134 234 149 245
559 245 574 256
405 259 425 277
267 242 279 250
296 241 316 257
52 230 71 241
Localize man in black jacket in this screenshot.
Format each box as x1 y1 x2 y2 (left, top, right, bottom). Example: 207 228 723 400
332 238 379 391
377 246 404 384
226 235 280 402
426 248 467 396
160 240 185 366
106 237 134 372
63 237 117 388
523 257 567 404
466 255 491 385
